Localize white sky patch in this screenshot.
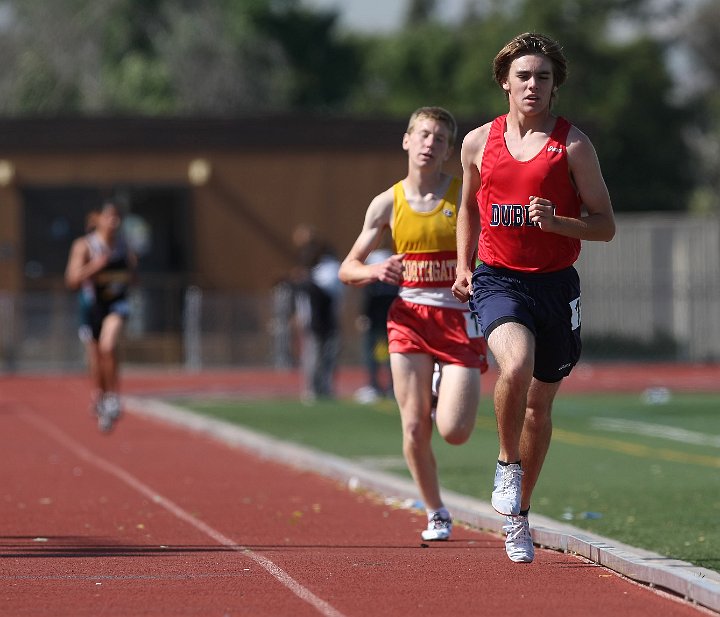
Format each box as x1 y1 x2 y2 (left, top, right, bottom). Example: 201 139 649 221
592 417 720 448
301 0 469 32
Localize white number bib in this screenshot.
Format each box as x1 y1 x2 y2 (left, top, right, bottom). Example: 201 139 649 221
569 296 581 331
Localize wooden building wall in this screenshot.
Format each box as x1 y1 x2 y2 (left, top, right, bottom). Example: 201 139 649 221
0 115 468 365
0 115 466 294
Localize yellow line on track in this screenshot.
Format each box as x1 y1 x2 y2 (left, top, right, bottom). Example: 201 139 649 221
552 428 720 468
474 416 720 468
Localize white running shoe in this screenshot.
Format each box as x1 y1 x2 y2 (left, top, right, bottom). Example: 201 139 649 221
491 462 523 515
97 413 114 433
102 393 122 420
421 512 452 541
97 393 122 433
354 386 380 404
503 515 534 562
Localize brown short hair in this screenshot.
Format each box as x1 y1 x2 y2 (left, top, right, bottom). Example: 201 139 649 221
406 106 457 147
493 33 567 105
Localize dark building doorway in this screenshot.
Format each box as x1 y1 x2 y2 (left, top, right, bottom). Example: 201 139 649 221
21 185 192 334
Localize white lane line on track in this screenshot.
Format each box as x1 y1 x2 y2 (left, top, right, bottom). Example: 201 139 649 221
592 417 720 447
20 410 346 617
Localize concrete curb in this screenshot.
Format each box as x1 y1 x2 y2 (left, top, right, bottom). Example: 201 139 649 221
125 396 720 614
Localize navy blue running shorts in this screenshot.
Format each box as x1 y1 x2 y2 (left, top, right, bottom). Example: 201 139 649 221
470 263 582 383
86 297 130 341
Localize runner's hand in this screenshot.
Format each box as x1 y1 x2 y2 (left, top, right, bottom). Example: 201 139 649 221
451 271 472 303
374 253 404 286
528 195 557 231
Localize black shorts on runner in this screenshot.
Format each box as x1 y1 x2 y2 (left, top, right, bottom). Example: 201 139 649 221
470 263 582 383
85 298 131 341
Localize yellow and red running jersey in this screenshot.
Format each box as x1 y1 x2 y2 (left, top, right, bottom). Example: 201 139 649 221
391 177 461 308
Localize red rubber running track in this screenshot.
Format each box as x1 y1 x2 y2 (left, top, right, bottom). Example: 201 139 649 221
1 364 717 616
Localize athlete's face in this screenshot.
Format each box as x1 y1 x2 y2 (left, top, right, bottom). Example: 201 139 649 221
96 205 122 233
502 53 555 115
403 117 453 169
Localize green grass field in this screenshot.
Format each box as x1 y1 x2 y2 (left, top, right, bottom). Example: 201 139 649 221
179 392 720 573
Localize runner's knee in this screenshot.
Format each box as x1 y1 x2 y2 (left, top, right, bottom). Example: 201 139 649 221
402 418 433 452
438 423 472 445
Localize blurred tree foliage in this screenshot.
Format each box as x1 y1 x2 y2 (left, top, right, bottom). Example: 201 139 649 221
348 0 697 211
0 0 355 115
0 0 714 212
680 0 720 213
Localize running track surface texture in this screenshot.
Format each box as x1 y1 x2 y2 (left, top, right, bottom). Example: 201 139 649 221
2 363 719 617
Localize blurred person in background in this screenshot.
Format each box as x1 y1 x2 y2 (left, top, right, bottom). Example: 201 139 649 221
65 201 137 432
339 106 488 542
353 248 397 404
292 224 344 403
453 32 615 563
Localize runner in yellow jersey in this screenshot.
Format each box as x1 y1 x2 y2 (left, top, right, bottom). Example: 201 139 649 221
339 107 488 541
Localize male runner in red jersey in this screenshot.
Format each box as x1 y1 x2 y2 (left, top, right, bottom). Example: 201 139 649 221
452 33 616 562
340 107 488 542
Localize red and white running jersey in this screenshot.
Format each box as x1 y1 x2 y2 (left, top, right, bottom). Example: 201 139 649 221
477 114 582 273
